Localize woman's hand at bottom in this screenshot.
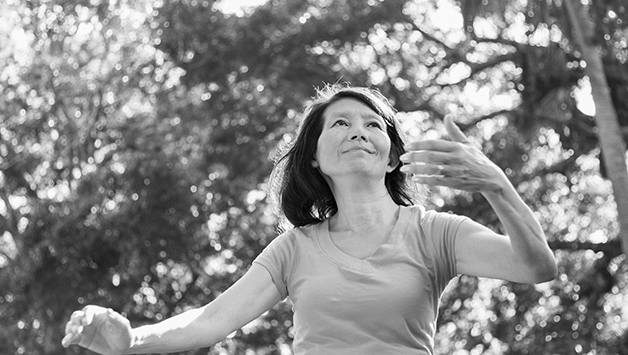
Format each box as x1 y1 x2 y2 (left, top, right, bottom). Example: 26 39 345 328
62 305 133 355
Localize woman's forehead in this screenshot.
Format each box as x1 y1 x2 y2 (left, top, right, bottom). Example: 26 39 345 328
323 98 383 121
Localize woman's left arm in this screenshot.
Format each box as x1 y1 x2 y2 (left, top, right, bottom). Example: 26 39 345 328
401 116 557 283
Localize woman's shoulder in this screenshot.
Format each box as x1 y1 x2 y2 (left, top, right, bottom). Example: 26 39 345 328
270 222 320 246
401 205 468 244
402 204 465 224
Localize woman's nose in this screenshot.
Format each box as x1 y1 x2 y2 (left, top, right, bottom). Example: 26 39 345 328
349 125 367 141
350 133 367 141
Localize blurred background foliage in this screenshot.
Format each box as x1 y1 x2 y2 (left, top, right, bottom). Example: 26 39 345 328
1 0 627 354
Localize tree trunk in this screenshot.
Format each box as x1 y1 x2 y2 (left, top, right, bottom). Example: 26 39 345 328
565 0 628 256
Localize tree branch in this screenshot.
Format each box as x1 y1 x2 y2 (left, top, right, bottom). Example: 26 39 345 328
470 33 522 50
433 49 518 89
458 108 514 131
549 239 622 257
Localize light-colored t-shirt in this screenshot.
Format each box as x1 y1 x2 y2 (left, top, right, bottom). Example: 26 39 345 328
253 205 467 355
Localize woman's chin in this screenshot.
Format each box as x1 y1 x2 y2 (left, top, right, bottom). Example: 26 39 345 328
325 167 387 180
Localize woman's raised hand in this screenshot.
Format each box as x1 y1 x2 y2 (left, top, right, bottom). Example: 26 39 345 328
400 116 506 193
62 305 133 355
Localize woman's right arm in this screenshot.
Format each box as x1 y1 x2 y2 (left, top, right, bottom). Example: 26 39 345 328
62 263 282 354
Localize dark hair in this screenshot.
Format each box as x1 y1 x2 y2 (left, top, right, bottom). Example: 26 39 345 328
270 84 418 229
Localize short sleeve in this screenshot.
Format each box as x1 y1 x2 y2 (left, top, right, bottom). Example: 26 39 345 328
420 210 468 292
252 230 297 299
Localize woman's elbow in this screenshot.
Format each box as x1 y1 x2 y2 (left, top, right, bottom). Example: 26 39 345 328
530 257 558 284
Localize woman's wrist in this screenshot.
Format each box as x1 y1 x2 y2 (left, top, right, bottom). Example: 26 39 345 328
120 328 139 354
479 168 510 197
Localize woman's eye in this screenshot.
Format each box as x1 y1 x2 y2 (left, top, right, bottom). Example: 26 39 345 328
333 120 348 126
368 122 383 129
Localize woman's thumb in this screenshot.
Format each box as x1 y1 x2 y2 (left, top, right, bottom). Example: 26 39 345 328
444 115 469 143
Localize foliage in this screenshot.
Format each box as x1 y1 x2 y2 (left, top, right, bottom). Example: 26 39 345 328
0 0 627 354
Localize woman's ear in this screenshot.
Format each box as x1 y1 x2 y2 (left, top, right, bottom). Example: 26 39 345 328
387 153 400 173
312 159 319 168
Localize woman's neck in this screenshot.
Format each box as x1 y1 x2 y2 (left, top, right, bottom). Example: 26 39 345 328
328 182 400 232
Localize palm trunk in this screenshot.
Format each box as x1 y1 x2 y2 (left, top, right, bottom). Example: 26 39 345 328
565 0 628 256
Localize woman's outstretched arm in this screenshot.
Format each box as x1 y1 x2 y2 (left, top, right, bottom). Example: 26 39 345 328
62 263 282 354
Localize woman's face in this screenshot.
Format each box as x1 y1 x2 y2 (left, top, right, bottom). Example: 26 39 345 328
313 98 396 182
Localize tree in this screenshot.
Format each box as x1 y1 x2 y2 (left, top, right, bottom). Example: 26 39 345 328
564 0 628 257
450 0 628 353
1 0 627 354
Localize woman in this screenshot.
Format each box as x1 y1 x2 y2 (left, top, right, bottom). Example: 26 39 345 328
62 85 557 354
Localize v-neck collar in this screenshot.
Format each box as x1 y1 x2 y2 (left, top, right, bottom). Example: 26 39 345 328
314 206 412 273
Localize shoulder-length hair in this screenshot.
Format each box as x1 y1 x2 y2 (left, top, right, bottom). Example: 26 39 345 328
269 84 419 229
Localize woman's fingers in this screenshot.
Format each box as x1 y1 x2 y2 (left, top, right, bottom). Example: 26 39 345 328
443 115 470 143
403 117 506 192
62 310 86 347
62 306 107 348
61 334 72 347
62 323 84 347
400 150 454 164
401 162 448 176
106 308 130 327
82 305 103 326
61 332 79 347
405 139 457 152
402 138 503 192
400 144 467 177
66 310 85 334
412 174 503 192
